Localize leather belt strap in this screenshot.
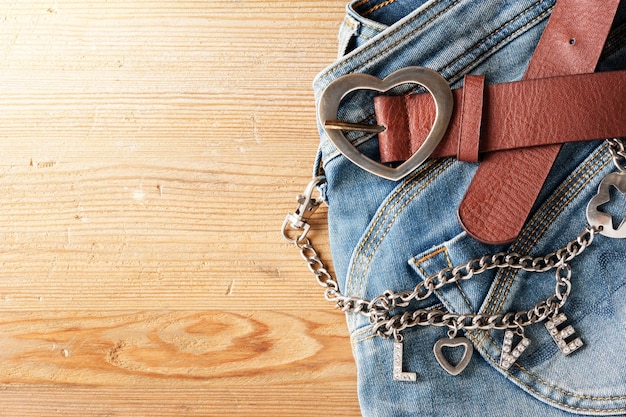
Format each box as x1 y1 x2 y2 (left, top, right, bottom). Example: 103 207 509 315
374 0 622 244
374 70 626 162
460 0 621 244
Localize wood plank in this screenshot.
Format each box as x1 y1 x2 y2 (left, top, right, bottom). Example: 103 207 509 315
0 0 341 310
0 385 360 416
0 309 359 416
0 165 334 311
0 310 354 385
0 0 360 415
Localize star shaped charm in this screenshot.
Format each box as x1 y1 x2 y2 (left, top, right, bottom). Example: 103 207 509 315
586 172 626 238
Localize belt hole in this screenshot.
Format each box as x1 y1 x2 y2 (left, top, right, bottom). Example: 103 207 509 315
569 38 576 45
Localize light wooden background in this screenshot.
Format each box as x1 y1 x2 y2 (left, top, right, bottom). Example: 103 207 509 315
0 1 361 415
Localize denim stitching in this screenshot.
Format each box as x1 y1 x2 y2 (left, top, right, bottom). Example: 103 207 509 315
454 281 475 314
352 160 454 298
413 247 446 273
413 248 458 313
482 144 608 313
346 163 433 294
351 333 377 347
434 3 552 79
346 160 440 295
517 362 626 401
343 16 359 31
479 341 626 408
353 0 548 77
351 326 376 347
362 0 400 17
602 35 626 59
357 31 375 42
361 20 387 33
517 146 611 248
350 161 452 298
474 328 490 348
352 326 374 339
385 4 552 100
484 146 611 316
348 10 389 33
413 246 476 314
353 160 452 297
441 248 478 315
606 23 626 48
353 0 373 9
317 0 445 81
476 339 626 408
473 329 626 401
488 155 611 318
346 161 430 295
344 13 379 40
318 0 550 83
486 156 609 316
351 0 464 74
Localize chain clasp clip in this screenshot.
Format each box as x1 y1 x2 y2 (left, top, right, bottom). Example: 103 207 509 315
282 176 326 243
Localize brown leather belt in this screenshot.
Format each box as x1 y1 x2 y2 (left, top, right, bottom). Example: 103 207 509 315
375 70 626 165
372 0 624 244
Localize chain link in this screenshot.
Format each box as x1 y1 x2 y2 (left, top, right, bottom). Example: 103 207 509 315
283 177 598 338
283 175 599 340
364 225 596 322
608 138 626 172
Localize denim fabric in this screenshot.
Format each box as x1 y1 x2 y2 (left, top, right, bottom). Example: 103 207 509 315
312 0 626 415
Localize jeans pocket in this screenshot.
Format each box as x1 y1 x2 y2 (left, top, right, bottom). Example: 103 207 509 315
471 143 626 415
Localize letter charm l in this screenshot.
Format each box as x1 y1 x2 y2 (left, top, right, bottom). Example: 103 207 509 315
393 341 417 381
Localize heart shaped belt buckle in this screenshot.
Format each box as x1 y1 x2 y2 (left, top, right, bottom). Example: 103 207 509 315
317 66 453 181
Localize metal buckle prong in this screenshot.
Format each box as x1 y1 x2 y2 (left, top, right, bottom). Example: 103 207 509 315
324 120 386 134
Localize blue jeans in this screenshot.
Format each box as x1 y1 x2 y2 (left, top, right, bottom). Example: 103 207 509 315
312 0 626 415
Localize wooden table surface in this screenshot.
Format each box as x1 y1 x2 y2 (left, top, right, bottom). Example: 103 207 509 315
0 1 361 415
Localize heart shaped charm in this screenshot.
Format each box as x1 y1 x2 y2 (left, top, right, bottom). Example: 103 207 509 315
317 66 453 181
433 336 473 376
586 172 626 238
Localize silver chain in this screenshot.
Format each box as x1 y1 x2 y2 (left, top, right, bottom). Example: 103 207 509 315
282 175 599 340
608 138 626 172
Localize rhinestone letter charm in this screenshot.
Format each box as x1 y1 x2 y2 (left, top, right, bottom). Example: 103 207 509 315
393 341 417 381
586 172 626 238
545 313 583 355
499 330 531 370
